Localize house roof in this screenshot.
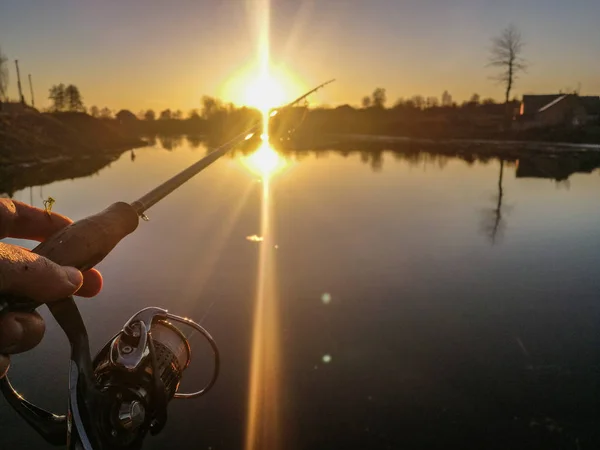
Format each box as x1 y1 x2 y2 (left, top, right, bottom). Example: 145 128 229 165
538 94 568 112
521 95 563 115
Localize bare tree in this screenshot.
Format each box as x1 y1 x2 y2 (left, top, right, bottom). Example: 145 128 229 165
441 90 452 107
411 95 425 110
372 88 386 108
49 83 66 111
488 24 527 105
0 46 8 101
426 96 439 108
99 107 112 118
65 84 84 111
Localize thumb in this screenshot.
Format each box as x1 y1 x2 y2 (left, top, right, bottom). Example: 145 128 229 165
0 242 83 303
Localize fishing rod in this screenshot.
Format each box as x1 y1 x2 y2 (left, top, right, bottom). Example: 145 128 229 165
0 79 335 450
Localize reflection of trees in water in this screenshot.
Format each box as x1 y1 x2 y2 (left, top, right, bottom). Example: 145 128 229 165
0 156 118 197
143 135 157 147
186 135 202 149
481 160 506 244
157 135 184 151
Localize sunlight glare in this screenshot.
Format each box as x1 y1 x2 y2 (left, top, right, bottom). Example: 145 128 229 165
242 142 287 178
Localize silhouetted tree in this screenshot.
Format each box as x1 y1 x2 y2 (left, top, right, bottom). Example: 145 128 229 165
159 109 172 120
144 109 155 121
99 107 112 118
361 96 371 108
441 90 452 107
65 84 84 111
49 84 66 111
0 46 8 101
89 105 100 117
482 98 496 105
469 93 481 105
372 88 386 108
188 109 200 120
488 24 527 106
201 96 221 119
116 109 137 124
411 95 425 110
172 109 183 120
426 97 439 108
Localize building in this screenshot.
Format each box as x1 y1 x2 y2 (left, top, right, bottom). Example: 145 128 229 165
515 94 600 129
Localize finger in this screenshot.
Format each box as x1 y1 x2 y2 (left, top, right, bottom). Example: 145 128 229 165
0 199 72 241
75 269 103 298
0 356 8 379
0 311 45 354
0 243 83 303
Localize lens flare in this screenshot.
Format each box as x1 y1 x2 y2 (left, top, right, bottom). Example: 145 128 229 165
242 142 287 178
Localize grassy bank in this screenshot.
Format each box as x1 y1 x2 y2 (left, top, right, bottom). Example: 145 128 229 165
0 110 145 164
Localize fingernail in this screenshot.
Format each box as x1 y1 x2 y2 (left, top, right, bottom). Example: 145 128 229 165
64 266 83 289
0 317 23 353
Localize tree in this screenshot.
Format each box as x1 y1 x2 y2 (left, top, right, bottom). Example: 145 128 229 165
188 109 200 120
426 97 439 108
116 109 137 124
172 109 183 120
201 96 221 119
0 46 8 101
411 95 425 110
159 109 172 120
488 24 527 105
361 96 371 108
49 84 66 111
372 88 386 108
441 91 452 107
99 107 112 118
89 105 100 117
469 93 481 105
65 84 84 111
144 109 156 121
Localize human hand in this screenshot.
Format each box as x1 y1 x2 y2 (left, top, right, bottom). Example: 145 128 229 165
0 199 103 378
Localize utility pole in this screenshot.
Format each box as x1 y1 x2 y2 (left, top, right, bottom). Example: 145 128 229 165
28 74 35 107
14 60 25 104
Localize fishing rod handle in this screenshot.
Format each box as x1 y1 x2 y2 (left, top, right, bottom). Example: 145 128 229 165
33 202 139 272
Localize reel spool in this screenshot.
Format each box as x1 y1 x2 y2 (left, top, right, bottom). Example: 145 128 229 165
1 306 219 450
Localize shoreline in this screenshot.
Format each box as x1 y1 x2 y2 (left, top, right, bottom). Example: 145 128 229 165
330 133 600 152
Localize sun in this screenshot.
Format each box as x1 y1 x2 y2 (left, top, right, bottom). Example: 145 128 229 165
242 141 287 178
222 64 304 114
243 73 286 114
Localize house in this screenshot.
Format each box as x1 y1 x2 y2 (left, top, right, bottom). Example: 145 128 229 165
515 94 600 129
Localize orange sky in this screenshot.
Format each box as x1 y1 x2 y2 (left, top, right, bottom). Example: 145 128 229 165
1 0 599 113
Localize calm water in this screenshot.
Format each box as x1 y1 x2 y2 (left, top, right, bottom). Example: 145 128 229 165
1 141 600 449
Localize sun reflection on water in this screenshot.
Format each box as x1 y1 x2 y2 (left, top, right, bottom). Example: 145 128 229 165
241 141 288 179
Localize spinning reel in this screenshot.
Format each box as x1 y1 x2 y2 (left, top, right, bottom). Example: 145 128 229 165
1 303 219 449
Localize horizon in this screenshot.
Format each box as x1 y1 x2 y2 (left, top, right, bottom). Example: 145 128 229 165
1 0 599 112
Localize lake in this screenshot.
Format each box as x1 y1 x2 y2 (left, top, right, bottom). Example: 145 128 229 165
1 138 600 449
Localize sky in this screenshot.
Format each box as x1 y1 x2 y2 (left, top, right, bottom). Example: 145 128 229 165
1 0 599 112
